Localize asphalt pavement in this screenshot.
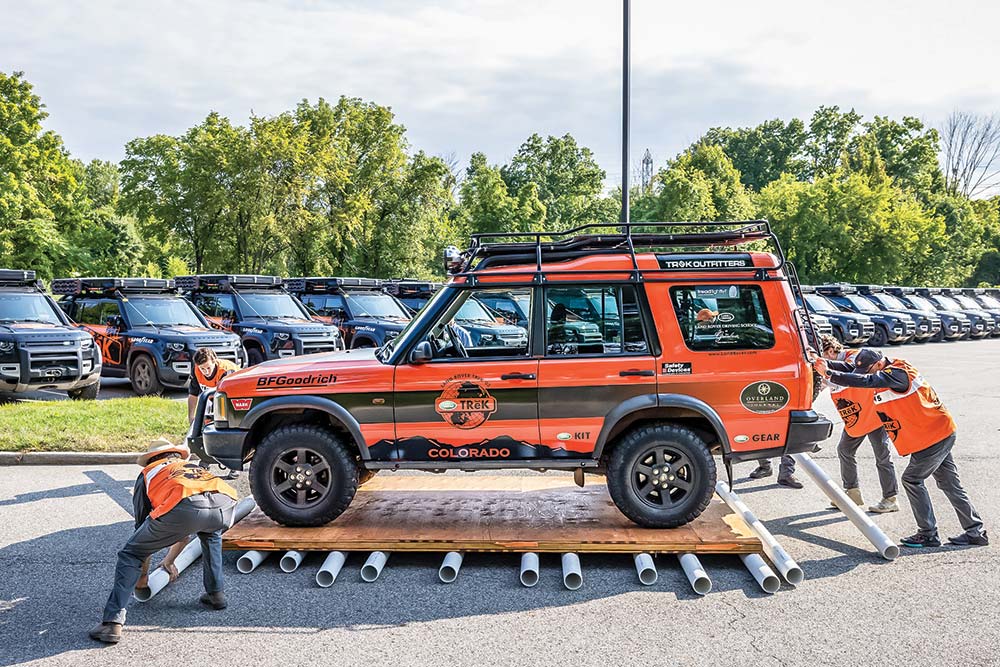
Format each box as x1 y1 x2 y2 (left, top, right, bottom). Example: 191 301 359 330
1 340 998 666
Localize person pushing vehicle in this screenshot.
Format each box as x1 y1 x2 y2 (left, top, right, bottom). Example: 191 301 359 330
814 349 988 549
89 439 238 644
187 347 240 422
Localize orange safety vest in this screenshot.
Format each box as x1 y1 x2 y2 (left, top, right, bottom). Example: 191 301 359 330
871 359 956 456
830 350 882 437
142 459 238 519
195 359 240 389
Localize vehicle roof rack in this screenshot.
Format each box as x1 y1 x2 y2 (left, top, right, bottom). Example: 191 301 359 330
285 277 382 293
51 277 175 296
382 279 442 295
915 287 942 296
854 284 885 294
0 269 41 288
447 220 785 283
175 275 283 292
938 287 964 296
816 283 858 296
798 285 816 294
884 286 914 295
961 287 986 295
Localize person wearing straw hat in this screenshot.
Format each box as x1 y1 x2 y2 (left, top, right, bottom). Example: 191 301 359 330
89 438 238 644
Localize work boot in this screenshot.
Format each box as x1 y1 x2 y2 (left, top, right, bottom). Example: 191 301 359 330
947 531 989 547
868 496 899 514
88 622 123 644
900 533 941 548
199 591 228 610
748 463 773 479
777 474 803 489
829 487 864 510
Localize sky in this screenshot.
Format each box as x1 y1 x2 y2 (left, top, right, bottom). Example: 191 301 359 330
4 0 1000 186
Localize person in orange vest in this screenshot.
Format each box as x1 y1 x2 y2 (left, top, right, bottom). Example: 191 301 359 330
89 439 239 644
820 336 898 513
814 349 987 549
187 347 241 422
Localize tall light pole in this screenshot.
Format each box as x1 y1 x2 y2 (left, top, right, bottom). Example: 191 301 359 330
621 0 630 230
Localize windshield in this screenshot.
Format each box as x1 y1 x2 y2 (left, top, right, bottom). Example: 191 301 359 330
873 293 907 310
346 293 410 319
236 292 310 319
805 294 839 313
907 295 936 312
377 285 452 362
125 296 205 327
979 295 1000 309
455 298 496 323
954 295 981 309
845 295 879 312
931 295 962 311
0 293 63 325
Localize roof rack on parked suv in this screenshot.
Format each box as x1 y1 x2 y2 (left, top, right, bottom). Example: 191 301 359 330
284 277 382 293
815 283 858 296
0 269 42 288
51 277 175 296
174 275 282 292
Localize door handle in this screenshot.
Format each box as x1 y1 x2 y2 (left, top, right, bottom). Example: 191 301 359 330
619 369 655 377
501 372 536 380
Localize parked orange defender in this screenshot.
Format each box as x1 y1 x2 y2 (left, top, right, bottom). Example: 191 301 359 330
190 221 833 528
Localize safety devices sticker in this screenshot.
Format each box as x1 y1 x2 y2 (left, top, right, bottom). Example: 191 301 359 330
662 362 692 375
739 381 790 414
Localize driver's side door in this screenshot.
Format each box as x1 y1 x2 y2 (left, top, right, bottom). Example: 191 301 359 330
389 287 541 463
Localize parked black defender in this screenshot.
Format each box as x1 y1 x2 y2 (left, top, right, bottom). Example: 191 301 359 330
948 288 1000 337
886 287 970 341
798 285 874 345
0 270 102 399
817 284 915 346
916 287 994 339
383 280 443 314
286 277 411 349
53 277 243 395
962 288 1000 333
855 285 940 343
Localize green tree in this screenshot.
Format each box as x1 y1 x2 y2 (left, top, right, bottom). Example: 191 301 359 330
804 105 862 179
641 144 755 222
457 152 545 236
854 116 943 194
702 119 807 190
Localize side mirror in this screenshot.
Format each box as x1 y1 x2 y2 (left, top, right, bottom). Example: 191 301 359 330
409 340 432 364
105 315 123 329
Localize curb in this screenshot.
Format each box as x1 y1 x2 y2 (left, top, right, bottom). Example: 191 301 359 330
0 451 140 466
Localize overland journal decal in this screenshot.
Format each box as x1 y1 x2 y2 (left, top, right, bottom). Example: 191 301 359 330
740 381 790 414
435 374 497 429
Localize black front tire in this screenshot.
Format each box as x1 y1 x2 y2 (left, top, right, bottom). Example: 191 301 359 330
68 382 100 400
250 425 358 527
869 325 889 347
246 347 266 366
606 423 716 528
832 327 845 344
129 355 163 396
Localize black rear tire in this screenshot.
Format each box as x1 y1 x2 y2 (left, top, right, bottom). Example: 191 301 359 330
606 423 716 528
68 382 100 400
250 425 358 527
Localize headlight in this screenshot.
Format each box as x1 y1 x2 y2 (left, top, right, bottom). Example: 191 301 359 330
0 341 15 353
80 338 93 350
167 342 186 352
480 334 495 342
213 393 228 423
274 332 290 341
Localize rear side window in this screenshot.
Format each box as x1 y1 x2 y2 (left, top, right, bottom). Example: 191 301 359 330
545 285 649 356
670 285 774 351
195 294 236 319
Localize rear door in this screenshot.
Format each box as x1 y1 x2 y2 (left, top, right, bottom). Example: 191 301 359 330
536 284 657 458
390 286 540 463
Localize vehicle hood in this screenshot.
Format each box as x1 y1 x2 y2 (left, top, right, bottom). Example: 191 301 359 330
0 321 82 336
219 348 386 395
350 318 407 331
239 320 332 336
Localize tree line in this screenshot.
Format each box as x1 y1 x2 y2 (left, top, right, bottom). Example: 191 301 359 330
2 70 999 286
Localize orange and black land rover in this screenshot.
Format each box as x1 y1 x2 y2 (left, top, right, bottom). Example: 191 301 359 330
192 221 833 528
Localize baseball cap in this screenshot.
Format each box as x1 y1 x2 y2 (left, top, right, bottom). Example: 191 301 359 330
852 348 884 373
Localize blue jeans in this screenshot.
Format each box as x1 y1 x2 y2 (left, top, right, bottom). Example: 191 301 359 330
102 493 235 624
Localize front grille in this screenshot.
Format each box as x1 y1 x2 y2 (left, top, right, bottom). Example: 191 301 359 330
862 322 875 336
297 332 339 354
903 321 915 334
27 350 81 382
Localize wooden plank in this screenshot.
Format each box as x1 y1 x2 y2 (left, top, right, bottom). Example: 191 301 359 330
224 475 762 554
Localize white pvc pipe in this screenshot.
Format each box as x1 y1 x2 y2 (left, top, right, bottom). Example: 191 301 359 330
136 496 256 601
237 550 269 574
519 553 540 587
438 552 464 583
633 553 657 586
715 481 804 585
315 551 347 588
740 554 780 594
677 554 712 595
361 551 388 582
791 453 900 560
561 553 582 590
280 550 305 573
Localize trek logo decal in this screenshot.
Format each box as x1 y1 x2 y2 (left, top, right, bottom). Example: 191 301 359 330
739 381 790 414
435 374 497 429
230 398 253 411
255 373 337 388
877 411 900 442
835 398 861 429
662 362 692 375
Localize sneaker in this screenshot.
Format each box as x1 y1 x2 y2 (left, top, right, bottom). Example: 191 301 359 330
868 496 899 514
947 531 989 547
88 622 123 644
749 464 773 480
829 487 864 510
900 533 941 548
777 474 803 489
199 591 228 610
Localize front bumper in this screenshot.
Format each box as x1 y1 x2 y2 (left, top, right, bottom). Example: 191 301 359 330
200 423 248 470
0 344 102 393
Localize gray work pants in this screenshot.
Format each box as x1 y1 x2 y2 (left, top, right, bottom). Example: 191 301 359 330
838 427 898 498
756 456 795 477
102 492 236 624
901 434 985 539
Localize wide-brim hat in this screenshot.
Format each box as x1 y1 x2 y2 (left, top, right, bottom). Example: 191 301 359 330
137 438 191 467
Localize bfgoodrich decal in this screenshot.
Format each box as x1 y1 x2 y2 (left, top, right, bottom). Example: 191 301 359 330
739 381 790 414
256 373 337 388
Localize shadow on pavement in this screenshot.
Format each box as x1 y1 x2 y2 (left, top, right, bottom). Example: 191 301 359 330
0 471 134 514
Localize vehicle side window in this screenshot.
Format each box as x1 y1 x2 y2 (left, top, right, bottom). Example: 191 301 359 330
670 285 775 351
301 295 332 316
76 299 105 325
545 285 647 356
195 294 236 319
420 288 531 360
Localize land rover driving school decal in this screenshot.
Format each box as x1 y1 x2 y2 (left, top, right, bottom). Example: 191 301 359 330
435 374 497 429
739 381 790 414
